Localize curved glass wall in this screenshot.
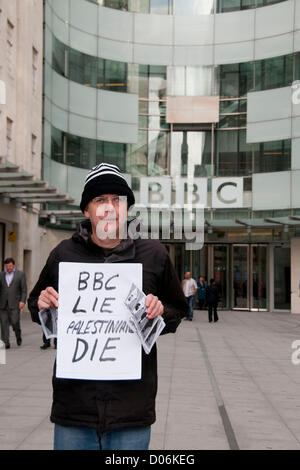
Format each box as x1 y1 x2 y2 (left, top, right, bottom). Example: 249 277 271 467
51 126 291 177
86 0 286 14
52 36 300 97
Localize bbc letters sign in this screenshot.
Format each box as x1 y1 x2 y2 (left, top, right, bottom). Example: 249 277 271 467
139 177 244 208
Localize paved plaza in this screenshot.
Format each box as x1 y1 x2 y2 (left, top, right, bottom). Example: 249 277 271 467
0 309 300 450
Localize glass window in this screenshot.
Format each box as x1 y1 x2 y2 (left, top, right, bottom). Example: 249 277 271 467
51 128 64 163
171 131 212 177
294 52 300 81
68 49 98 87
52 37 66 77
215 129 252 176
104 60 127 92
254 140 291 173
96 141 127 171
256 0 286 7
174 0 214 15
218 62 254 98
274 247 290 310
186 66 214 96
147 130 169 175
255 55 293 91
150 0 172 14
217 0 255 12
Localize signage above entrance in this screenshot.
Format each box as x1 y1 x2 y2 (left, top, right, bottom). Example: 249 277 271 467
138 177 244 209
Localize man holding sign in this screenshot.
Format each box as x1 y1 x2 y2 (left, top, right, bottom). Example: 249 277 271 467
28 163 188 450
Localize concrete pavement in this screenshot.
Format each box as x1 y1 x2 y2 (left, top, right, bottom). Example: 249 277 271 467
1 309 300 450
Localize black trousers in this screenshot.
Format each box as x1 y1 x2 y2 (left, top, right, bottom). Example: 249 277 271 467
208 304 218 322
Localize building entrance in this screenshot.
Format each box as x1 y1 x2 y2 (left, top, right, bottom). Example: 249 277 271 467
165 242 270 311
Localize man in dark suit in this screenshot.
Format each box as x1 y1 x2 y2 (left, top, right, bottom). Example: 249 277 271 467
0 258 27 349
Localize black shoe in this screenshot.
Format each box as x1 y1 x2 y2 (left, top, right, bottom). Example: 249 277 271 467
40 343 50 350
16 337 22 346
5 343 10 349
189 318 193 321
214 319 219 323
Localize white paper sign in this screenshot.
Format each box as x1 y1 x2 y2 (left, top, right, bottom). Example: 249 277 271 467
56 262 142 381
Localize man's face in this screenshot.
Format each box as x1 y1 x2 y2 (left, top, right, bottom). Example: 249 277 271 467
84 194 128 241
185 272 191 280
5 262 14 274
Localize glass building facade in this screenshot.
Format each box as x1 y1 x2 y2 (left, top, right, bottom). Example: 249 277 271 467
43 0 300 312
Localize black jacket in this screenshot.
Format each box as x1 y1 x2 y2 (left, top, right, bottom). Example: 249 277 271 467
28 221 188 433
206 285 220 306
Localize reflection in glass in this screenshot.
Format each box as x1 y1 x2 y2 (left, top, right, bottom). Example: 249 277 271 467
254 140 291 173
215 130 252 176
233 246 248 309
255 55 293 92
147 130 169 175
174 0 214 15
218 63 254 97
167 66 213 96
171 131 211 179
217 0 255 12
274 247 290 310
252 246 267 310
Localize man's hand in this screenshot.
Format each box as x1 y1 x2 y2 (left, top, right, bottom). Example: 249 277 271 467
38 287 59 310
146 294 164 319
19 302 25 310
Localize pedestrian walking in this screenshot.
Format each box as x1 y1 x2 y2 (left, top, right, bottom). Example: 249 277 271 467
28 163 188 451
197 276 207 310
40 333 57 350
0 258 27 349
206 278 220 323
182 271 198 321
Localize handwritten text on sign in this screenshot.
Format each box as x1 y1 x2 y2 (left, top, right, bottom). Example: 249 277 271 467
56 262 142 380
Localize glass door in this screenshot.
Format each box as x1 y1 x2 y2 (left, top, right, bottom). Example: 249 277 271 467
232 245 249 309
213 245 228 309
251 245 267 310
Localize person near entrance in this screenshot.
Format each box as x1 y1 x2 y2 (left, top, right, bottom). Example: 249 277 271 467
197 276 207 310
182 271 198 321
0 258 27 349
27 163 188 450
206 278 220 323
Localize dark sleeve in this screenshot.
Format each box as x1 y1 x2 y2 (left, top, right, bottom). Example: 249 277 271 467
27 249 58 324
158 253 188 335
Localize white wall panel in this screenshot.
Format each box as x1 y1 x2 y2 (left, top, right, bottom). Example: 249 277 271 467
51 0 69 23
291 170 300 207
52 13 69 45
98 6 133 42
252 172 291 210
69 114 97 140
52 104 68 132
292 138 300 169
247 119 291 143
215 10 254 44
174 15 213 45
292 117 300 138
97 121 137 143
97 90 138 124
255 0 294 39
69 27 97 56
254 33 294 61
214 41 254 65
133 44 173 65
247 87 292 123
134 13 173 45
99 37 133 63
52 72 68 109
173 45 214 66
69 81 97 118
70 0 98 35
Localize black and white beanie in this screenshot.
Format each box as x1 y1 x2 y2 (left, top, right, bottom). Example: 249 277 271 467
80 163 135 212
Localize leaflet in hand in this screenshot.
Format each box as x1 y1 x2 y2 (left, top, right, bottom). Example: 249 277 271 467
38 308 58 339
124 283 165 354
